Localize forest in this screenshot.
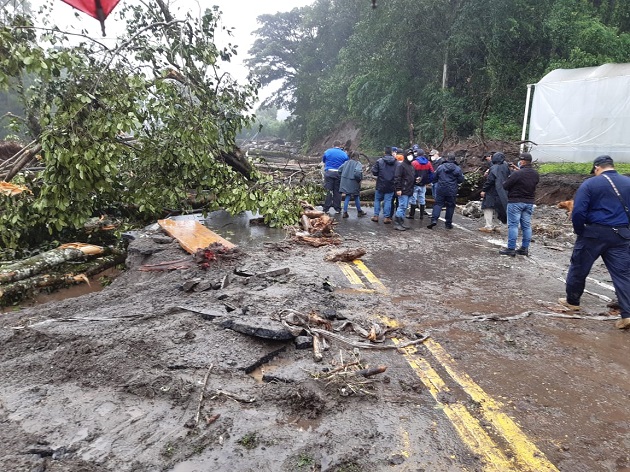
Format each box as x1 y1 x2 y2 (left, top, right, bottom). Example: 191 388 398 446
246 0 630 149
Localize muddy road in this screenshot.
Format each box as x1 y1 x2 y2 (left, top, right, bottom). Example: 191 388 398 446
1 205 629 472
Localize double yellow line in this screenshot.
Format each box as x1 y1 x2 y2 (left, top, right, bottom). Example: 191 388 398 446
337 260 558 472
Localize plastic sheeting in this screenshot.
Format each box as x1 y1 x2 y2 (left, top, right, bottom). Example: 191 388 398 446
527 63 630 163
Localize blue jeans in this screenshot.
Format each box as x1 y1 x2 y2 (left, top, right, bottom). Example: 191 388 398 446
506 202 534 249
395 195 410 218
343 194 363 213
410 185 427 206
374 190 393 217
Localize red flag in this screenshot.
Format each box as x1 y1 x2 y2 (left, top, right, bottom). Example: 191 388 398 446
61 0 121 36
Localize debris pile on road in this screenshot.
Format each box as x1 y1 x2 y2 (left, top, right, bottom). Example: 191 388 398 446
290 201 342 246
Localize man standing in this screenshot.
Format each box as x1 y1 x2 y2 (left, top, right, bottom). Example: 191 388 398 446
479 152 510 233
393 150 416 231
559 155 630 329
371 146 398 224
499 152 539 256
322 140 349 214
409 147 434 220
427 153 464 230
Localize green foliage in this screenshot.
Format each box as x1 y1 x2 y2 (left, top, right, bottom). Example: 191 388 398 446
0 6 320 249
237 432 259 450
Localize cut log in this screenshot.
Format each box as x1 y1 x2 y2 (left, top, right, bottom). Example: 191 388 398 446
300 215 312 232
158 219 235 254
0 243 108 285
303 210 325 219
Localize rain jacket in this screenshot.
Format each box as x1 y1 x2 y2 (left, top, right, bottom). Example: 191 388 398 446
412 156 434 185
371 154 399 193
481 152 510 223
338 159 363 195
433 161 464 197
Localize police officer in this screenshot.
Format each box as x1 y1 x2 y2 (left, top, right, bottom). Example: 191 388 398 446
559 155 630 329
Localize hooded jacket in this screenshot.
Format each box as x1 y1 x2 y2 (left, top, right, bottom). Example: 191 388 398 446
371 154 398 193
481 152 510 222
433 160 464 197
412 156 434 185
338 159 363 195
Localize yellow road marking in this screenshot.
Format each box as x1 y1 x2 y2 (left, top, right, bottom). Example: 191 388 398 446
352 259 389 293
423 338 558 471
337 262 364 286
398 342 515 471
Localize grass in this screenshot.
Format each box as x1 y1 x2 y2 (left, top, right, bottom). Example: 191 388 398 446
237 432 259 450
296 453 315 468
538 162 630 175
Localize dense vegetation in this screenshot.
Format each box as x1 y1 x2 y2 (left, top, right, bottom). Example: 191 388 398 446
0 1 320 249
246 0 630 150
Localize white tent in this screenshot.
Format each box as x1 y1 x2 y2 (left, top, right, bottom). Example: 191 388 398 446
524 63 630 163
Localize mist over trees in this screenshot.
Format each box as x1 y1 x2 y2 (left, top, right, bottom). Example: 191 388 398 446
246 0 630 149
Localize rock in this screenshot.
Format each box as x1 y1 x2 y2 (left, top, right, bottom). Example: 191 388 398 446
462 200 483 218
294 335 313 349
219 317 297 341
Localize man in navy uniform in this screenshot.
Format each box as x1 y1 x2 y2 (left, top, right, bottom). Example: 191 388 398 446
559 155 630 329
321 140 349 214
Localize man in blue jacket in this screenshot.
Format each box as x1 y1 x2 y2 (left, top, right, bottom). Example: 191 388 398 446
559 155 630 329
322 140 349 214
427 153 464 229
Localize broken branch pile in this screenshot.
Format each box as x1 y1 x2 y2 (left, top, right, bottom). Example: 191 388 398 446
291 201 342 247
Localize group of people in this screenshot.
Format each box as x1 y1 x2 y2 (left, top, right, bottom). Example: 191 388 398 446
322 143 630 329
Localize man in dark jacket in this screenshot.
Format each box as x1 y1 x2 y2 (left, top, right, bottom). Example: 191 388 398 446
393 150 416 231
409 148 434 220
499 152 539 256
427 153 464 229
559 155 630 329
322 140 349 214
371 146 399 224
479 152 510 233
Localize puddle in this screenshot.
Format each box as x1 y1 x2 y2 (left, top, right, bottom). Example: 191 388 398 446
248 356 293 383
169 210 287 247
1 267 121 313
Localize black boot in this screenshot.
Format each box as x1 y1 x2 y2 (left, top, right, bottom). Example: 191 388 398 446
427 220 437 229
515 246 529 256
406 205 416 220
419 204 425 220
394 217 408 231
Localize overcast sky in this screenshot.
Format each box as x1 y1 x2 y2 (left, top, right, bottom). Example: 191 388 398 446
30 0 315 105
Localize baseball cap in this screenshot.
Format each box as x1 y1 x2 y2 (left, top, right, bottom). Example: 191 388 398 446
519 152 532 162
590 155 614 174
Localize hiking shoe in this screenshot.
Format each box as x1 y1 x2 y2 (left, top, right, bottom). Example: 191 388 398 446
383 217 392 224
371 215 379 222
516 247 529 256
357 210 367 217
342 212 349 218
493 226 502 233
615 318 630 329
445 223 453 229
427 221 437 229
558 298 580 311
478 227 494 233
499 247 516 256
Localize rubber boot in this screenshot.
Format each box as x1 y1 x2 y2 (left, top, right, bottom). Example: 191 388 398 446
394 216 408 231
406 204 416 220
419 204 425 220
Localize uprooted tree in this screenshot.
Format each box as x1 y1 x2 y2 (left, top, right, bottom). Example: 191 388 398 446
0 0 320 249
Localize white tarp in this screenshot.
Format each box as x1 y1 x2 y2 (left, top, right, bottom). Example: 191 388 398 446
527 63 630 163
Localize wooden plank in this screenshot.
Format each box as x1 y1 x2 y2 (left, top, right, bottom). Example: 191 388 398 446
158 219 236 254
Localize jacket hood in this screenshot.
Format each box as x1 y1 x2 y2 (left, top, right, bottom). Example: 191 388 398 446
383 155 397 165
442 162 459 173
415 156 429 165
491 152 505 165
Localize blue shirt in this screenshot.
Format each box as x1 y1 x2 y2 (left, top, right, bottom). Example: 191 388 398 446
322 147 348 171
572 170 630 234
